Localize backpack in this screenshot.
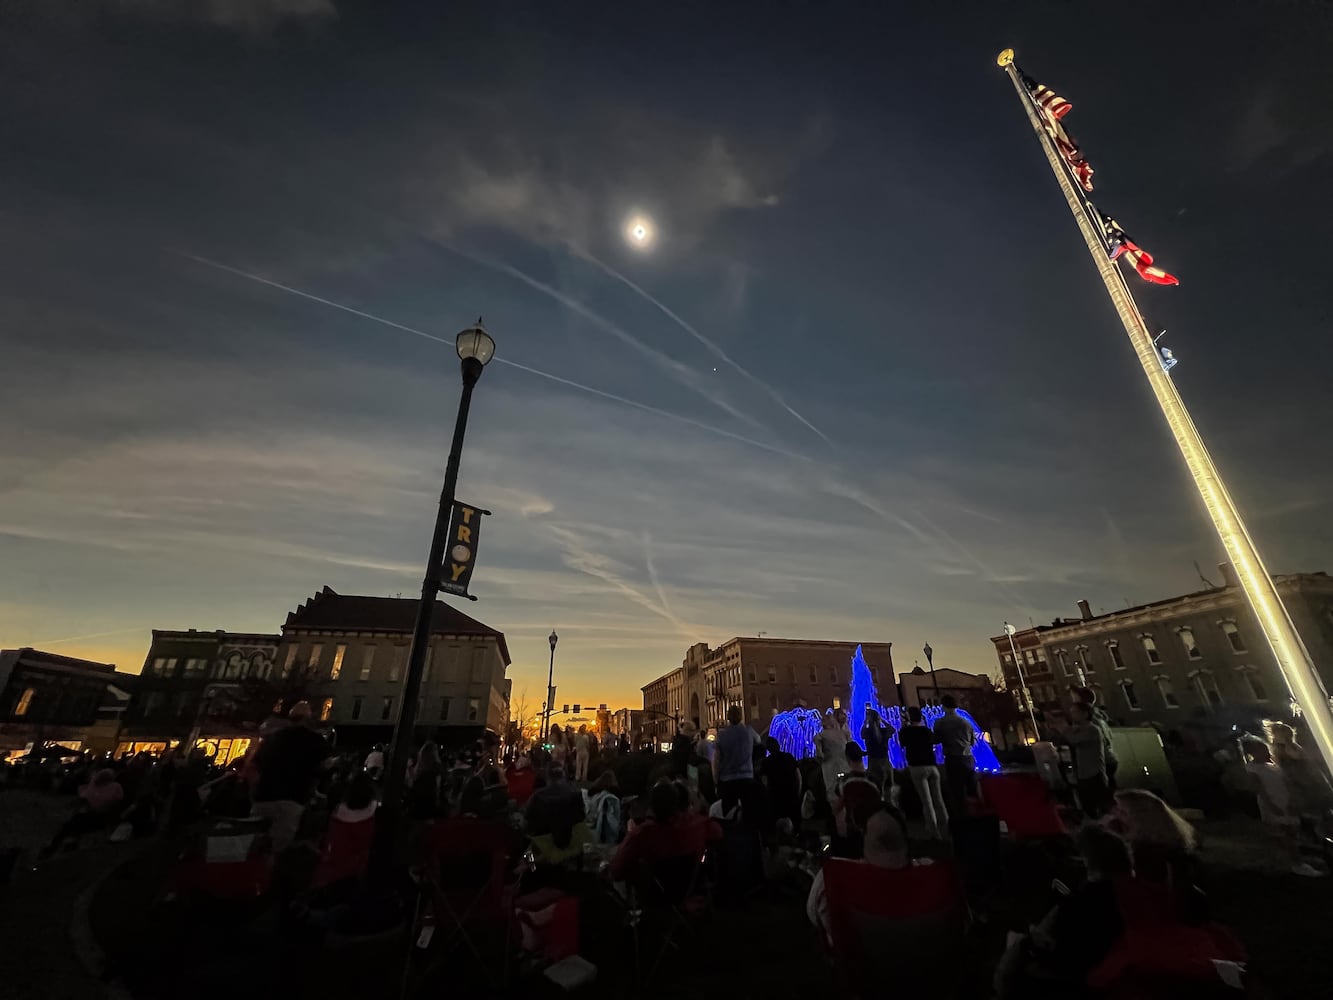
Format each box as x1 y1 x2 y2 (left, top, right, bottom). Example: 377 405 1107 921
588 791 621 844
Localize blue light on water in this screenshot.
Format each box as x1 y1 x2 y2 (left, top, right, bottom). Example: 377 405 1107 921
766 644 1000 773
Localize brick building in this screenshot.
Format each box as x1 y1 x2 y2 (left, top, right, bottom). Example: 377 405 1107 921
0 648 120 758
990 567 1333 741
279 587 511 750
642 637 896 739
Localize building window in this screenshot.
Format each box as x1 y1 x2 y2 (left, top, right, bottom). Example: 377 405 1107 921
1056 650 1072 677
749 693 758 712
1024 649 1036 665
1238 667 1268 702
307 644 324 671
1120 681 1141 711
423 647 432 683
1220 621 1247 653
1107 641 1126 670
283 644 298 677
184 658 208 678
150 657 178 677
789 665 797 684
770 693 779 714
320 698 334 722
359 647 374 682
389 647 405 682
351 696 363 721
828 666 837 685
767 666 777 684
807 665 817 683
747 667 756 684
380 697 394 721
439 697 452 721
832 697 841 710
1177 628 1202 660
467 698 480 722
330 644 346 680
1140 635 1161 665
1002 652 1013 665
1155 676 1180 708
1077 646 1095 674
14 687 35 716
1192 671 1223 707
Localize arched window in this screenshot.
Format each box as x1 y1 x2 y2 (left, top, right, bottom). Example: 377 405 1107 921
1140 635 1162 665
1236 666 1269 702
1190 669 1223 707
1177 627 1202 660
1219 620 1247 654
1154 675 1180 708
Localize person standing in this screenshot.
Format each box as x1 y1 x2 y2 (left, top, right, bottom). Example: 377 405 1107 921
713 705 760 817
861 708 892 795
250 701 330 851
1063 701 1109 818
900 705 948 840
760 736 802 829
933 695 977 815
817 711 850 804
573 725 592 782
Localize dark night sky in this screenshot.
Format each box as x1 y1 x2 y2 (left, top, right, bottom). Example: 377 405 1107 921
2 0 1331 707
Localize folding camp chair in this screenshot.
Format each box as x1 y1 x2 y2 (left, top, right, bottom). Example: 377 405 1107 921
821 857 969 997
310 815 376 890
410 817 513 988
163 815 271 902
627 849 711 989
1088 877 1249 999
980 773 1070 841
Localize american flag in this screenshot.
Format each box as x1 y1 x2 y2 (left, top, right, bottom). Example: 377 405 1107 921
1020 70 1094 192
1101 216 1180 286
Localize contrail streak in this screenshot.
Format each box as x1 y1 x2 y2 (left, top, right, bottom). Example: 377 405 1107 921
571 245 836 448
174 251 807 461
428 241 764 430
30 626 146 646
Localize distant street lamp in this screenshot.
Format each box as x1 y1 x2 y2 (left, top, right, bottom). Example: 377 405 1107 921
923 642 939 696
1004 621 1042 742
542 629 559 741
382 320 496 824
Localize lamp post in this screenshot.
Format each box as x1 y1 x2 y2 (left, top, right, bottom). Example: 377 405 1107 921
542 629 558 742
382 321 495 824
1004 621 1042 742
923 642 939 698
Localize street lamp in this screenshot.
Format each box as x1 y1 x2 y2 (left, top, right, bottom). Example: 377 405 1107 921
1004 621 1042 742
382 320 496 827
542 629 559 742
923 642 939 697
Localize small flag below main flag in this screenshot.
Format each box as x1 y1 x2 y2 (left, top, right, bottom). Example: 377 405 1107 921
1019 69 1094 192
1100 215 1180 286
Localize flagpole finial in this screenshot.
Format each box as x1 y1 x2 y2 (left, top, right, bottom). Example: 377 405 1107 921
996 48 1015 67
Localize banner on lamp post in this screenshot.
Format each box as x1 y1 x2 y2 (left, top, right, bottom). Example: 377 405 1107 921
438 500 490 600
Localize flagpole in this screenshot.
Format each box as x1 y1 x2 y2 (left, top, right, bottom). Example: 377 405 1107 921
996 48 1333 778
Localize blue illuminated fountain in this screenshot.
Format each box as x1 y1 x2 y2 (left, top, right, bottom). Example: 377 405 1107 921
768 644 1001 774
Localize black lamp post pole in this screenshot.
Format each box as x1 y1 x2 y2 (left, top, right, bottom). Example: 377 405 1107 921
542 630 558 742
924 642 939 698
381 353 485 822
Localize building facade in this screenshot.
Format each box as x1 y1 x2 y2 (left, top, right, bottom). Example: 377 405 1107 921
897 665 995 710
990 569 1333 739
279 587 511 750
642 637 897 739
0 648 120 758
117 629 281 762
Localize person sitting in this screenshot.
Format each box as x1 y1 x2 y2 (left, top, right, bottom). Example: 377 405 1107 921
525 764 587 853
806 805 919 943
831 742 882 856
994 823 1134 999
609 780 722 882
39 768 125 858
1106 789 1196 886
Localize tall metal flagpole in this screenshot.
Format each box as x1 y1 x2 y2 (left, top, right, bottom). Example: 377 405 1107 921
996 49 1333 777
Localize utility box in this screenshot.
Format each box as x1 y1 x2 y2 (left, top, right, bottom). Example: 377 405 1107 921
1109 726 1179 804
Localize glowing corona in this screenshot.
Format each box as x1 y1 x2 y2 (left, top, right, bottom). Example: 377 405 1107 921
999 52 1333 776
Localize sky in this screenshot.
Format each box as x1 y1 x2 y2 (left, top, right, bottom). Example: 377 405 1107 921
2 1 1332 713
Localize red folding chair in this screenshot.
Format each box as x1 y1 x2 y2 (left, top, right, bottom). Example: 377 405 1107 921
1089 877 1249 999
411 817 513 986
821 858 969 996
165 817 271 901
505 767 536 806
980 773 1069 840
311 815 376 889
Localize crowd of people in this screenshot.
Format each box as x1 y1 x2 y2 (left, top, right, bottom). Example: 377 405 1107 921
4 687 1330 996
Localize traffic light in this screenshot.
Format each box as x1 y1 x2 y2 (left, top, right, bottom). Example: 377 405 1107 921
573 704 581 713
563 704 569 714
